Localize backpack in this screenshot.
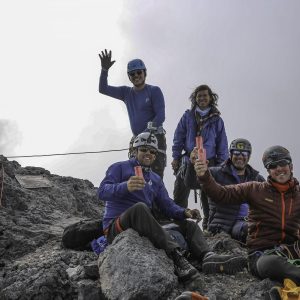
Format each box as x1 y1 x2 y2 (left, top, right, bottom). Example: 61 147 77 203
61 219 103 250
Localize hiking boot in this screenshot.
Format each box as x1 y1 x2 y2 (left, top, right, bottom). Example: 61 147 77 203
202 252 247 275
264 286 281 300
170 249 198 281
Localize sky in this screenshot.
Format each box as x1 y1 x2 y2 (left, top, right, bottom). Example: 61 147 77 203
1 0 300 210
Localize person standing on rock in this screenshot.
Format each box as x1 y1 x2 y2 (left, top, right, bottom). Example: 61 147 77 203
171 84 228 230
98 49 166 178
188 138 265 243
98 132 246 282
194 145 300 299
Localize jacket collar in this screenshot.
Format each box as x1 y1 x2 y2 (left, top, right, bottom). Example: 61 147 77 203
267 176 299 193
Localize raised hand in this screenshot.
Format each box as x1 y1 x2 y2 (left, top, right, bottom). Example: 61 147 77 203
194 159 208 177
127 176 145 192
99 49 116 71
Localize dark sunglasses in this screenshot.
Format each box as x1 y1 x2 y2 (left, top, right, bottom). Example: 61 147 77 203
231 150 250 157
138 147 157 155
128 70 143 77
267 159 290 170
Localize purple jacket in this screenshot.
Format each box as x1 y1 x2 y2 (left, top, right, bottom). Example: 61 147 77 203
172 108 228 164
98 158 185 230
99 70 165 136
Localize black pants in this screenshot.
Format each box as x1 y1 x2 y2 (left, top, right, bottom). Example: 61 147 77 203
255 254 300 285
173 175 190 208
106 202 210 259
249 242 300 285
173 174 209 225
129 133 166 179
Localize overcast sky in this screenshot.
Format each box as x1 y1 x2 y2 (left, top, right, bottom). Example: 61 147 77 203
1 0 300 209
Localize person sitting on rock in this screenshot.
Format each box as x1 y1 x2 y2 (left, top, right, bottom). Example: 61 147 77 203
98 132 246 282
188 138 265 243
194 145 300 299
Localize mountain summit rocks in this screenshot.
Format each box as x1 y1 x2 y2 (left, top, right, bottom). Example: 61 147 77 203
0 155 277 299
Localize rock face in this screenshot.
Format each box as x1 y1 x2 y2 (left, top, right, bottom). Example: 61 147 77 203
98 229 178 300
0 155 104 299
0 155 279 299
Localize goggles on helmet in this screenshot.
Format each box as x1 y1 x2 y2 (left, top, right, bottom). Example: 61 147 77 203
267 159 291 170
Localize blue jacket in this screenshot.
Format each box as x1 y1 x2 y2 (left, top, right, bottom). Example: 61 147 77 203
172 108 228 164
99 70 165 136
208 159 265 234
98 158 185 230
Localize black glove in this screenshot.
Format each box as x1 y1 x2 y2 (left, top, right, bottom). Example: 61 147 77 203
99 49 116 71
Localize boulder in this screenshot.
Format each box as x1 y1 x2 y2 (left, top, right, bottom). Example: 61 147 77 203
98 229 178 300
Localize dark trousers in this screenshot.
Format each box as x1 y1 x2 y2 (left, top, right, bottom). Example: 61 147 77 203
129 133 166 179
107 202 210 259
256 254 300 285
200 190 209 227
173 175 190 208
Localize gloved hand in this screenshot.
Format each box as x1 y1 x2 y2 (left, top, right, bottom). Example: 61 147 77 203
99 49 116 71
184 208 202 221
171 159 180 173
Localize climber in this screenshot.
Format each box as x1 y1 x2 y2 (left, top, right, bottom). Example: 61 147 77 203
171 84 228 230
189 138 265 242
98 49 166 178
194 145 300 298
98 132 247 282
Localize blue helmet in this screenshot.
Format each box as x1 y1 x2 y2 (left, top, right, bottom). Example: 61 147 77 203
127 59 146 73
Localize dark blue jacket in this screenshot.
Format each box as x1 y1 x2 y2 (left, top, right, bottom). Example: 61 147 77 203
208 159 265 234
172 108 228 163
98 158 185 230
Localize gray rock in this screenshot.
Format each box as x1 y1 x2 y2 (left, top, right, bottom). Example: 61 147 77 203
98 229 178 300
0 156 283 299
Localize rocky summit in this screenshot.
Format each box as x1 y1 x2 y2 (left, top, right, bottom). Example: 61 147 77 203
0 155 278 299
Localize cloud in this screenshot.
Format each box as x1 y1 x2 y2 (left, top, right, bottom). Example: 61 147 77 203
0 120 22 156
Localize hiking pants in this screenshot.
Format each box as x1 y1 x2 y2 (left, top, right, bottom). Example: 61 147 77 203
174 219 210 259
255 254 300 285
200 190 209 229
106 202 210 258
173 175 190 208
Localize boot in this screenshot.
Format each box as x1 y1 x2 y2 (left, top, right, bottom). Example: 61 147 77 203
264 286 281 300
202 251 247 275
170 249 198 281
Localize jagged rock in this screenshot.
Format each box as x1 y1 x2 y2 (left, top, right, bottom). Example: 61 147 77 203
98 229 178 300
0 156 283 299
0 156 103 299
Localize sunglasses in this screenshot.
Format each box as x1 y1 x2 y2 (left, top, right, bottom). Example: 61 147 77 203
267 159 290 170
138 147 157 155
231 150 250 157
128 70 143 77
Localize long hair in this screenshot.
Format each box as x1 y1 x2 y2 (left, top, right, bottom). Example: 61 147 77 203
190 84 219 109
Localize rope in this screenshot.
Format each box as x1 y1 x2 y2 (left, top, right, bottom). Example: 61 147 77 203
6 148 129 159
